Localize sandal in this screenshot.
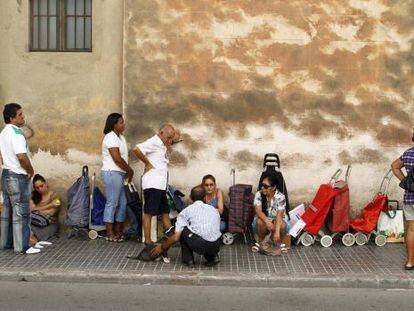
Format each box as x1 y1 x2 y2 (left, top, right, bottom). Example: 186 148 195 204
251 242 260 253
115 234 125 243
105 235 116 242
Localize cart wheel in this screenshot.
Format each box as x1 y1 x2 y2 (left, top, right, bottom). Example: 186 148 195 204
355 232 368 246
342 233 356 247
300 232 314 247
320 235 333 248
374 234 387 247
222 232 234 245
88 230 98 240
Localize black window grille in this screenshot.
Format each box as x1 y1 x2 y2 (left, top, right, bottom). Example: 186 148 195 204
30 0 92 52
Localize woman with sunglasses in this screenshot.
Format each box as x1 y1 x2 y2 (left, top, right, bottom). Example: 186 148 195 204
252 174 290 253
202 174 227 233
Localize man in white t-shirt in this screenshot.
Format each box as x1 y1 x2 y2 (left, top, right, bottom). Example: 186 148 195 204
0 103 36 254
133 124 177 246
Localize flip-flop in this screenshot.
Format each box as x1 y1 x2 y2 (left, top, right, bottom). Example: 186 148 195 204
115 235 125 243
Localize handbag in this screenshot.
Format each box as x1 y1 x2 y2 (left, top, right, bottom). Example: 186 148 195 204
124 182 142 214
399 170 414 192
31 211 51 228
377 210 405 243
259 233 281 256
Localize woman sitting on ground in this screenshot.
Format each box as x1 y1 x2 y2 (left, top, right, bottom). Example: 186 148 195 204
202 174 227 233
252 174 290 253
30 174 61 245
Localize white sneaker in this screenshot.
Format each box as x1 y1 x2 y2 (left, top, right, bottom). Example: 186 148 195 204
34 243 44 249
26 247 41 254
37 241 52 246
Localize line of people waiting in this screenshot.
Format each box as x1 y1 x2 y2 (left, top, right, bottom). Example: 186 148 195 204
0 104 412 271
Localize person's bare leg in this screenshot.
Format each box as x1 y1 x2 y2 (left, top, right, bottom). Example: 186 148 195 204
114 222 125 241
256 218 268 242
105 223 115 241
406 220 414 266
143 213 152 244
29 232 38 246
161 213 172 231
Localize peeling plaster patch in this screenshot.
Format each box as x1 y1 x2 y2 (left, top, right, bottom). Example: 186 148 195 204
214 56 245 69
338 148 387 165
379 90 404 103
169 150 188 166
349 0 388 19
255 66 274 76
283 153 312 167
322 41 367 54
372 23 414 51
345 92 361 106
330 22 362 41
219 149 262 171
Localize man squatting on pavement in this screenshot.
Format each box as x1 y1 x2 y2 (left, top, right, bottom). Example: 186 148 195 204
151 185 221 268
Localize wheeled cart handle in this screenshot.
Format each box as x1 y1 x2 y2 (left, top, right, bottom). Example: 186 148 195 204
263 153 280 168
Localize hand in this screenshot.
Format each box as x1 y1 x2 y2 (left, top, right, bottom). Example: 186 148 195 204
144 163 154 174
151 244 162 257
265 220 273 231
27 169 34 180
273 233 281 243
125 169 134 183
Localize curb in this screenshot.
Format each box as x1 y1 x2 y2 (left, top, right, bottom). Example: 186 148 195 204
1 270 413 289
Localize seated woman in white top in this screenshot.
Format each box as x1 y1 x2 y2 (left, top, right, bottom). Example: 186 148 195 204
101 113 134 242
252 174 290 252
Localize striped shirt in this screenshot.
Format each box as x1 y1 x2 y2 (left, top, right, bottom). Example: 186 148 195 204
175 200 221 242
401 146 414 205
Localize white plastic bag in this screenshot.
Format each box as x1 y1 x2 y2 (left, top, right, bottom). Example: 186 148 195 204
377 210 404 243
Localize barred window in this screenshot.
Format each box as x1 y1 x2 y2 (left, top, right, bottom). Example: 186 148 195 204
30 0 92 52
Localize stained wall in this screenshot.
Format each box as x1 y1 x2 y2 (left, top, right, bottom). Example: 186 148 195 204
124 0 414 210
0 0 124 220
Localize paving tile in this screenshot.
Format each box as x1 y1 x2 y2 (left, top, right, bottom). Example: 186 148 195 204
0 236 413 280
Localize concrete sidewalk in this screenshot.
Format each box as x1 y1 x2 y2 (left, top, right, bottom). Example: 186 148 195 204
0 236 413 288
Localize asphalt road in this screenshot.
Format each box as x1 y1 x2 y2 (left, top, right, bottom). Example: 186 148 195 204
0 281 414 311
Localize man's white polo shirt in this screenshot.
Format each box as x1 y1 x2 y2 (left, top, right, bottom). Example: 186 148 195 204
136 134 168 190
0 124 30 175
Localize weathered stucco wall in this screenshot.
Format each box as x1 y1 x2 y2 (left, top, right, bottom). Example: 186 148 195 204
0 0 124 213
124 0 414 211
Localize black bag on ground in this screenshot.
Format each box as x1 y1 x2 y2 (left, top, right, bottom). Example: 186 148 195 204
399 170 414 193
66 166 90 228
258 153 290 218
127 237 167 262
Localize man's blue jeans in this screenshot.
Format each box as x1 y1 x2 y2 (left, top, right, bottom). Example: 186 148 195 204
0 169 31 253
102 170 127 223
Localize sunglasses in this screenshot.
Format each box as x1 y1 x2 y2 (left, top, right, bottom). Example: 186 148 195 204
261 183 272 189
